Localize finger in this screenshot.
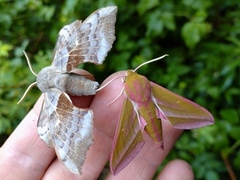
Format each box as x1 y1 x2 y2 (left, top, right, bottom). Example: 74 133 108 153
0 95 55 179
106 121 182 180
40 71 182 179
92 72 182 179
0 70 96 179
46 71 182 179
100 72 183 179
157 159 194 180
41 72 125 179
83 72 126 177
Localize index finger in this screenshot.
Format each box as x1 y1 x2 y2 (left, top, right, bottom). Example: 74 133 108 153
69 72 182 179
41 72 126 179
0 95 55 179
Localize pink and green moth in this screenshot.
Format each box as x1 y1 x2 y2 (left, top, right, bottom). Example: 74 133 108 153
109 55 214 175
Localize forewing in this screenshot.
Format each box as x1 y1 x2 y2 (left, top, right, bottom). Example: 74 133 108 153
52 6 117 72
110 98 145 175
151 83 214 129
38 89 93 174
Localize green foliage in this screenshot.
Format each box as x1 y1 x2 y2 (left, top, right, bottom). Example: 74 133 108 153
0 0 239 179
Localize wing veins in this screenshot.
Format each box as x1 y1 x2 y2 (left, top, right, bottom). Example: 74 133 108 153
54 133 86 161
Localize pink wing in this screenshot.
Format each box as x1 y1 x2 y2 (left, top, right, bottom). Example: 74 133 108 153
110 98 145 175
151 82 214 129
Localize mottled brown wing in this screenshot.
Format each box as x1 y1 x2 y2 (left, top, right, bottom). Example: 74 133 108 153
52 6 117 72
37 89 94 174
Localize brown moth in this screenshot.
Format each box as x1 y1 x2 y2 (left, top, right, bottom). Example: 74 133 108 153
31 6 117 174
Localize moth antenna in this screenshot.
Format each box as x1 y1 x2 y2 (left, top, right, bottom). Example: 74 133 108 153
106 87 124 107
23 50 37 77
96 73 124 92
97 72 126 106
17 82 37 104
133 54 169 72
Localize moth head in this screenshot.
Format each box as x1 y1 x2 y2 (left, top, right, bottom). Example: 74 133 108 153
36 66 57 93
96 55 168 106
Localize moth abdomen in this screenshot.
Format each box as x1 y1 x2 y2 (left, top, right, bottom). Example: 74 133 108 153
56 73 99 96
37 66 99 96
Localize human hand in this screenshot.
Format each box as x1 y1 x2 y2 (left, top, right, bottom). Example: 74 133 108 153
0 71 194 180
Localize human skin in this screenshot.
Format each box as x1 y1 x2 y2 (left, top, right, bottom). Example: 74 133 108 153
0 71 194 180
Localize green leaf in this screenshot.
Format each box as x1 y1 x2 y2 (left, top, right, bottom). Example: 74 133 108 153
146 10 163 37
230 127 240 140
205 170 220 180
0 41 13 58
137 0 159 15
182 21 211 48
162 12 176 31
220 108 239 124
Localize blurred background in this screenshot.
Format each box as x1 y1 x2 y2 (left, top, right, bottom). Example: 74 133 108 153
0 0 239 179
